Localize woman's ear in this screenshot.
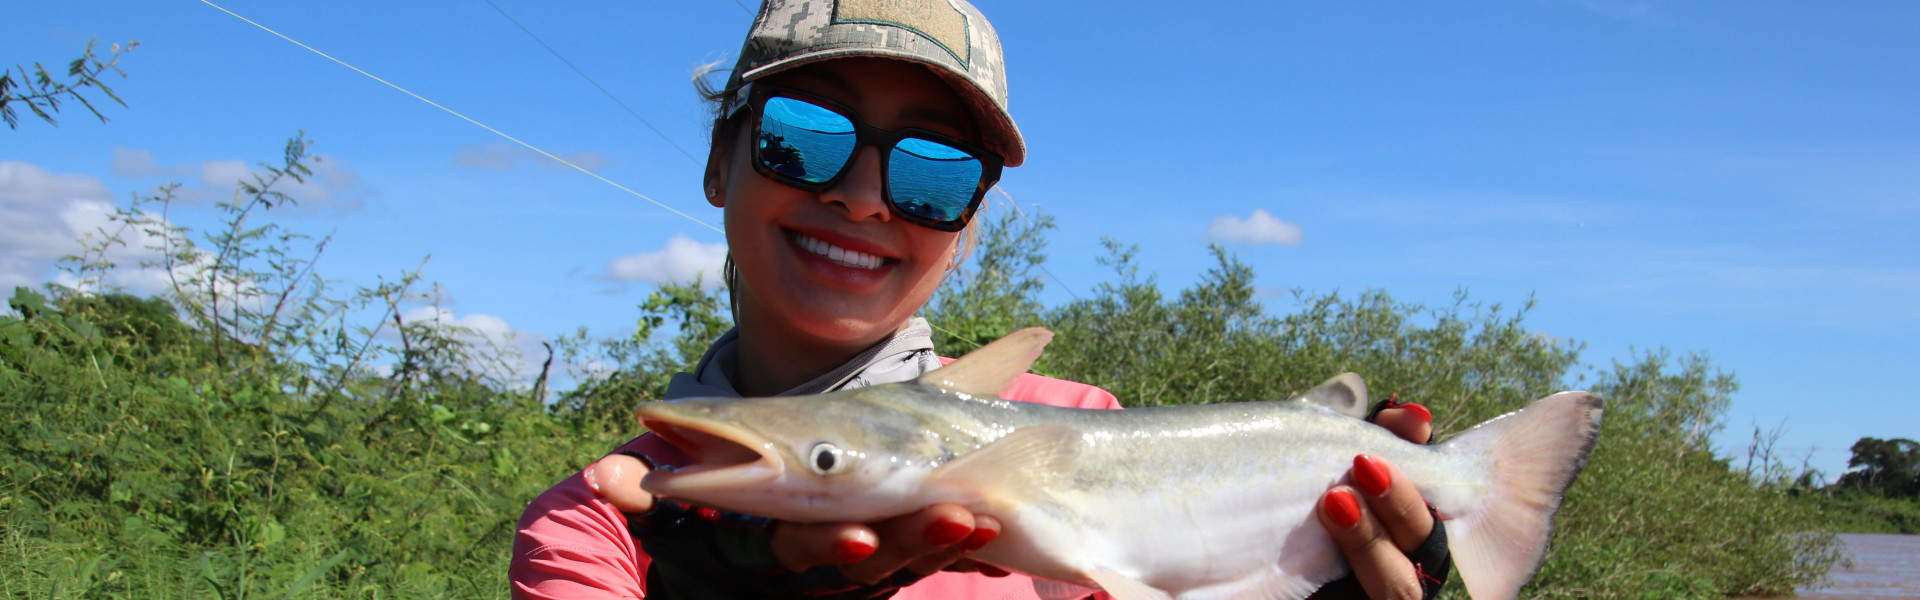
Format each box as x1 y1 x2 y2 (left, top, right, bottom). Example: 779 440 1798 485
703 129 733 208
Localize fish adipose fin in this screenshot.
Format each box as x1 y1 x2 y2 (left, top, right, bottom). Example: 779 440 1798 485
931 424 1082 507
1433 391 1604 600
919 327 1052 397
1296 373 1370 419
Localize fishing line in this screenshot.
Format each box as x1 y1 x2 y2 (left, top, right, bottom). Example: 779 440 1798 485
481 0 702 165
198 0 723 235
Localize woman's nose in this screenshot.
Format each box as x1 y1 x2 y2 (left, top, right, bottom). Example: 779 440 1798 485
819 146 890 223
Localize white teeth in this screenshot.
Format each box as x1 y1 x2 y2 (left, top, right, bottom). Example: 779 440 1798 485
792 232 885 270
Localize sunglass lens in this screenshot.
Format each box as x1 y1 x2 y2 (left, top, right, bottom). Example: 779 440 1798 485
888 137 982 224
758 97 855 184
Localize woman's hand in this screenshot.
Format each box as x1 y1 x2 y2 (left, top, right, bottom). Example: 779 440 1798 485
767 504 1005 583
1314 402 1446 600
587 454 1003 592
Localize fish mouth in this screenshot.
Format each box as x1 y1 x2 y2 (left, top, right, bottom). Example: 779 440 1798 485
636 406 784 495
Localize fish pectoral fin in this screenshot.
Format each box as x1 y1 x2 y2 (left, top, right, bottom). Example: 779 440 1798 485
1086 567 1173 600
1032 578 1103 600
917 327 1051 396
931 424 1081 504
1296 372 1369 419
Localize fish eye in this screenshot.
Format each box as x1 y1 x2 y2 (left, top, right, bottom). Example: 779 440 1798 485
808 442 846 475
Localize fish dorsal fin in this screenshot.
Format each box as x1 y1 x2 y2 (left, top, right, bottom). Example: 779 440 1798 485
1085 568 1173 600
931 424 1081 508
917 327 1053 397
1296 373 1370 419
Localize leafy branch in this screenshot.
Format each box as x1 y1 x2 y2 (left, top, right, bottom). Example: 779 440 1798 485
2 38 139 129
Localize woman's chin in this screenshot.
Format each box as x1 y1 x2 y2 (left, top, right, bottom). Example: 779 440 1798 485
781 307 908 346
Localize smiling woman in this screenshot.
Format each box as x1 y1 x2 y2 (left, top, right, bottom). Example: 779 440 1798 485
507 1 1446 599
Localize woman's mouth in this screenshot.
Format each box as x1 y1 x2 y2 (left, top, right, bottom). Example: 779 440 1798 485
790 231 888 270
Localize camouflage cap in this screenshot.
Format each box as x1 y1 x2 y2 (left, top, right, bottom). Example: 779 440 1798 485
724 0 1025 167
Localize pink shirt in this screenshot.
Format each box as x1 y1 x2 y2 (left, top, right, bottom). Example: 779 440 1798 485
511 372 1122 599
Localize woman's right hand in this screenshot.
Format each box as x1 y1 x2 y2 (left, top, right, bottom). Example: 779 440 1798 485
587 454 1004 589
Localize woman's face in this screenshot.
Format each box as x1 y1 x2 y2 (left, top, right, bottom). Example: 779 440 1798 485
708 58 978 349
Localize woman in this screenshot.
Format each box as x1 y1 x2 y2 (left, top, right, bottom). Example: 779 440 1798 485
511 1 1448 598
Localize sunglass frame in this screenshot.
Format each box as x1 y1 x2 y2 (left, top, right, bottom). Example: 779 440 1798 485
731 83 1004 232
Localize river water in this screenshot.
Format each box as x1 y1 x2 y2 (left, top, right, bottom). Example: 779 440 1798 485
1796 533 1920 599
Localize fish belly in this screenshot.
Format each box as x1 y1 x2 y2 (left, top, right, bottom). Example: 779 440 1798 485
977 410 1424 598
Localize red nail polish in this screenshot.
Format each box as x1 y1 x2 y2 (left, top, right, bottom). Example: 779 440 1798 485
978 565 1011 577
1400 402 1432 424
694 507 722 522
1324 490 1361 528
925 520 973 546
1353 455 1392 496
832 539 876 563
959 527 999 552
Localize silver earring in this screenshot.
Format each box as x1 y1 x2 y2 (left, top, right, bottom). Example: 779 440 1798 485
706 188 718 198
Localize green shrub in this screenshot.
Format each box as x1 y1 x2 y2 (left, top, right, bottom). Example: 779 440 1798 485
0 141 1840 598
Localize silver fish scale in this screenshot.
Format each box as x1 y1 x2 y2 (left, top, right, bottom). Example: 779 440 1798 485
917 388 1474 592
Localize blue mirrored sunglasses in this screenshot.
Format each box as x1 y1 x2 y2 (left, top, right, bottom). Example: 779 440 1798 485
728 83 1003 232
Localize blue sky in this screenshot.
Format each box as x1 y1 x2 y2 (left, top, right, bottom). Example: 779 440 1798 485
5 0 1916 481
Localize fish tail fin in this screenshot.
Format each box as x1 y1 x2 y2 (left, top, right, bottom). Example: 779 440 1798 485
1432 391 1603 600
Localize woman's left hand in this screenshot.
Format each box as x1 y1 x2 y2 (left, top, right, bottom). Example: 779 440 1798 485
1315 402 1444 600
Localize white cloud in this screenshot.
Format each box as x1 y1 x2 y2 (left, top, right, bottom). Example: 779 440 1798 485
397 305 552 382
0 159 313 305
111 147 192 179
191 155 367 212
605 234 728 287
452 141 610 172
107 146 368 212
0 161 176 295
403 306 516 347
1207 209 1305 246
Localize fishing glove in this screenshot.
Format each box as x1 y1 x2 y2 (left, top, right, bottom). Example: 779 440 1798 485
622 453 908 600
1310 396 1453 600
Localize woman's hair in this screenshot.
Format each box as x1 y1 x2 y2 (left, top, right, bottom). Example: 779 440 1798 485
693 61 989 312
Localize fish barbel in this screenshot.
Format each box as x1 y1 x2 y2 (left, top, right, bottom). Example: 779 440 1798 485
636 328 1602 600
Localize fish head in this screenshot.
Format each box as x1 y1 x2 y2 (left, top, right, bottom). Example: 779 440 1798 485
635 384 983 523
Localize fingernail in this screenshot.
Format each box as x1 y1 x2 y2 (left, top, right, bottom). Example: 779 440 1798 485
832 539 876 563
925 520 973 546
959 527 998 552
978 565 1011 577
1400 402 1432 424
1353 454 1392 496
1324 489 1361 528
583 464 602 492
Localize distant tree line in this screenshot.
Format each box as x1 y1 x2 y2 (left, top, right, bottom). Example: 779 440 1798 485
1837 437 1920 499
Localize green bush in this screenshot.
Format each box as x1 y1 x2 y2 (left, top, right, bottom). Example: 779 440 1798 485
0 140 1840 598
0 137 629 598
